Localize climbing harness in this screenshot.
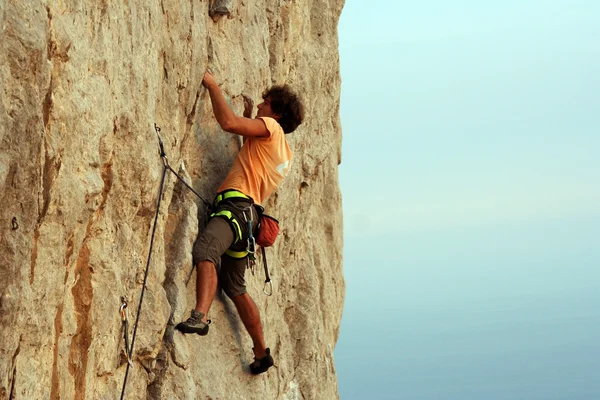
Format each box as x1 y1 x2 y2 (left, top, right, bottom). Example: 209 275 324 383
119 297 133 367
211 191 256 262
211 208 243 244
213 189 250 205
217 201 275 294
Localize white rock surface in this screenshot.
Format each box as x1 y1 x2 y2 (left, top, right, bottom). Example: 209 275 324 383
0 1 344 399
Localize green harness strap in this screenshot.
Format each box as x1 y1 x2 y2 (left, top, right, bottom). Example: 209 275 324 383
214 190 250 206
211 209 243 242
210 209 250 259
225 249 249 258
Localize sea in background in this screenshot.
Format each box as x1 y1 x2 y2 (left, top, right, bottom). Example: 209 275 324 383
336 215 600 399
334 1 600 398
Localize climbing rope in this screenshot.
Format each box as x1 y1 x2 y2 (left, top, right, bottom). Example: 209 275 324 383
119 149 168 400
154 124 212 209
120 124 211 399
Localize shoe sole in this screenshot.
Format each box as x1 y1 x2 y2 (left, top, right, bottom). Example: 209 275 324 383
175 324 209 336
250 356 274 375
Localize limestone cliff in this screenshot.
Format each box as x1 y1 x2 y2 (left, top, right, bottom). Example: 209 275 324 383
0 0 344 399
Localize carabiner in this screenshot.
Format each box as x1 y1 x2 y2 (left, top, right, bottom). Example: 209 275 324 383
120 297 128 321
246 218 256 261
119 297 133 367
263 280 273 296
154 123 169 167
247 236 256 258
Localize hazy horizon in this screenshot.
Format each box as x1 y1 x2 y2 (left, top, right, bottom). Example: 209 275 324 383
335 1 600 399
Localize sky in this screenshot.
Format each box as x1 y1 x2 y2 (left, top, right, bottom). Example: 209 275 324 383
334 1 600 399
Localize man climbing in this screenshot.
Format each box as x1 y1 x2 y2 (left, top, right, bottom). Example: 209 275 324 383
176 70 304 375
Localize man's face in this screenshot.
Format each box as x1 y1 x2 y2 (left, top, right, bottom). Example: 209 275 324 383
256 97 278 119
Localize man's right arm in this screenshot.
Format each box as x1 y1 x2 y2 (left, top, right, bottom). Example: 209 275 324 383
241 94 254 145
203 72 269 138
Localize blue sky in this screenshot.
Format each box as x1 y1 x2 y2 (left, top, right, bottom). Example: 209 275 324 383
335 1 600 399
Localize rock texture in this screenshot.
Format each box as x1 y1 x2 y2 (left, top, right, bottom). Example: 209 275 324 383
0 0 344 399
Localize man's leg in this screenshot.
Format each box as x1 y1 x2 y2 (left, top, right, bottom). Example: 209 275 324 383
230 293 267 358
194 260 218 323
177 217 233 334
221 254 273 374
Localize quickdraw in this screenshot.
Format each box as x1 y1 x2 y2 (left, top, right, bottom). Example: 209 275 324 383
154 124 212 210
261 247 273 296
119 297 133 367
246 212 257 275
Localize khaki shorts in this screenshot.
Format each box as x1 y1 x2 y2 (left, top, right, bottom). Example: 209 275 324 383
192 199 258 298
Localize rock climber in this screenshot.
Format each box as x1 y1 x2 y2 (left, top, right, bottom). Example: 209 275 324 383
176 70 304 375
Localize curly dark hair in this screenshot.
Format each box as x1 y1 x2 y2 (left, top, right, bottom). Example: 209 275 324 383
262 85 305 134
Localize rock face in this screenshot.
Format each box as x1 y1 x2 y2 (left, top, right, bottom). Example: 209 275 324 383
0 1 345 399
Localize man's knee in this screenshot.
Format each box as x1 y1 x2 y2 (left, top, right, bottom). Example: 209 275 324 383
230 293 262 326
197 259 217 271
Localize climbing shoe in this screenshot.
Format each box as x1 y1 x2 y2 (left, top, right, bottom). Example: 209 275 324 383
176 310 210 336
249 348 274 375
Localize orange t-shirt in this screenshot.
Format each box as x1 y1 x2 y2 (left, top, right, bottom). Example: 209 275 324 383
217 117 293 205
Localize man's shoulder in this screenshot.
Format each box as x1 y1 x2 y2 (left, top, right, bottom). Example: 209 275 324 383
258 117 284 138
